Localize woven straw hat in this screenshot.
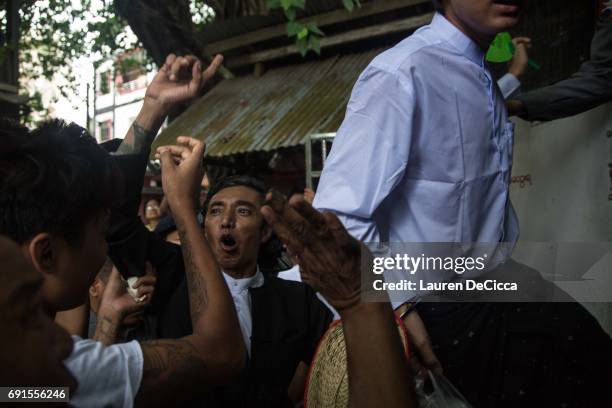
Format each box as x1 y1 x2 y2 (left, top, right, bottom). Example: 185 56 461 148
304 317 410 408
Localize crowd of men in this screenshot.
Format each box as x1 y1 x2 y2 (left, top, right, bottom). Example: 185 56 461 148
1 0 612 407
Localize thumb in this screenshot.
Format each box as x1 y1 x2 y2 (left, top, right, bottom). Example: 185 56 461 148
160 150 177 174
103 267 124 298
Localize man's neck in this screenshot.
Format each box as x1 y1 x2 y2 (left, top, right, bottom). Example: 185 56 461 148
442 10 495 51
224 264 258 280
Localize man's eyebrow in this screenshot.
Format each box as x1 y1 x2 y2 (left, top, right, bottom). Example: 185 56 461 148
208 200 257 208
234 200 257 208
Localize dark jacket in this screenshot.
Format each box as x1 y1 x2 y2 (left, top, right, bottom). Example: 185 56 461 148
105 149 332 406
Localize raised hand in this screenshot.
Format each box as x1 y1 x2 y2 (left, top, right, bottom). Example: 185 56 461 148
508 37 532 79
156 136 206 214
261 191 368 312
94 266 153 345
145 54 223 117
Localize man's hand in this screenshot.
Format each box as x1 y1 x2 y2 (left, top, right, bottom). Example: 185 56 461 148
508 37 531 79
400 310 443 379
94 266 153 345
116 54 222 155
261 192 366 312
144 54 223 119
157 136 206 215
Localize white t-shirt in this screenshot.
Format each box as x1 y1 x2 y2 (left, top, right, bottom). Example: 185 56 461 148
64 336 143 408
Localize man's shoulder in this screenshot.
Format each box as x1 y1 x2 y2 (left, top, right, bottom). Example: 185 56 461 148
367 27 448 76
66 336 142 370
65 337 143 407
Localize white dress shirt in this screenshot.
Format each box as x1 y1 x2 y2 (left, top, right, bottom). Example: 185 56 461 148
223 268 264 356
313 13 519 304
65 337 143 407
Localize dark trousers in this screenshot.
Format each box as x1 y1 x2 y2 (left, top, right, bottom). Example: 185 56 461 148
418 261 612 407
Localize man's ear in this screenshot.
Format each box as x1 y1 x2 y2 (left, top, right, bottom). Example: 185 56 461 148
89 280 102 298
24 233 58 276
260 222 272 244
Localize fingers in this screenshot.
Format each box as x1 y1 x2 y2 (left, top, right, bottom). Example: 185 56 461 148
261 204 308 259
159 150 177 174
161 53 177 73
136 285 155 298
323 211 354 249
155 145 192 162
133 274 156 289
169 55 198 81
404 312 443 376
189 60 203 95
177 136 203 150
512 36 532 47
202 54 223 82
288 195 329 237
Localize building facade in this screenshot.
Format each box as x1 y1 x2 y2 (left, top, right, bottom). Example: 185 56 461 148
93 50 156 142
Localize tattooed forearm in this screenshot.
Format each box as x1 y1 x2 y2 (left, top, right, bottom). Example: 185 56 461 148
116 122 157 155
140 339 208 394
177 223 208 321
93 314 123 346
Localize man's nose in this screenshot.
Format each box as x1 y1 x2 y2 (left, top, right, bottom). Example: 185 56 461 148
221 211 235 228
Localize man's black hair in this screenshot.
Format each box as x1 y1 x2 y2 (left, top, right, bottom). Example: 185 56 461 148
0 119 121 246
204 174 289 274
204 174 266 211
432 0 444 13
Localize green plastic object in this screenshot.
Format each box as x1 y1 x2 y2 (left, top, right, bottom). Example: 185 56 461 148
486 32 513 62
486 32 541 70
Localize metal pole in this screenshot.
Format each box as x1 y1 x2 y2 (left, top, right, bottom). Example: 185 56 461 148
305 136 313 190
7 0 20 86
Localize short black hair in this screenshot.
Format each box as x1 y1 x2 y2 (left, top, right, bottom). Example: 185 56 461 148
0 119 121 246
432 0 444 13
204 174 289 274
204 175 266 212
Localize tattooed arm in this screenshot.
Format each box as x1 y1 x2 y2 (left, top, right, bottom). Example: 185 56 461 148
134 137 244 407
115 54 224 156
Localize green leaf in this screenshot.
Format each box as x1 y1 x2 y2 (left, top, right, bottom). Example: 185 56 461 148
342 0 354 12
284 7 296 20
308 35 321 54
267 0 282 8
287 21 304 37
296 37 309 57
292 0 306 9
297 27 309 40
305 22 324 36
280 0 293 11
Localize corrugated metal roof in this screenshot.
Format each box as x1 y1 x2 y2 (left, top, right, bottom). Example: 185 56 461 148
198 0 374 44
153 48 383 157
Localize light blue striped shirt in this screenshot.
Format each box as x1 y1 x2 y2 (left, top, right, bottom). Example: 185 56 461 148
314 13 518 299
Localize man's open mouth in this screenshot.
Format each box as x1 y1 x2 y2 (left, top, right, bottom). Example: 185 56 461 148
220 233 238 252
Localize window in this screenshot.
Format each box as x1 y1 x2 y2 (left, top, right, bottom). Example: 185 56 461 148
99 121 112 142
99 71 111 95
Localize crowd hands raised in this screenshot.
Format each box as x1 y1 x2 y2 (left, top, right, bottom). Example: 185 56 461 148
0 53 417 407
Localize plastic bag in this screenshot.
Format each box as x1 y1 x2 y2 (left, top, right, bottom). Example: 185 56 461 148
416 372 473 408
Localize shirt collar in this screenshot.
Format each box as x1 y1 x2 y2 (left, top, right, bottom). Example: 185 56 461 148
223 267 264 293
431 12 486 67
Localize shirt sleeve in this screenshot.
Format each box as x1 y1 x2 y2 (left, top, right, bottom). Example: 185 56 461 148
498 73 521 99
65 336 143 408
313 64 416 242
